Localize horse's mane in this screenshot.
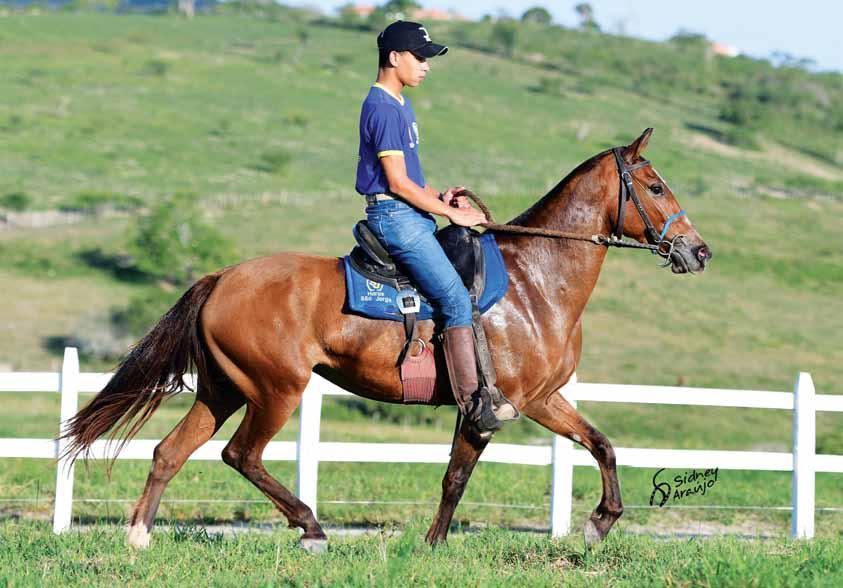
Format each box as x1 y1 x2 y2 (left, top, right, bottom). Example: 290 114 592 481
508 147 613 226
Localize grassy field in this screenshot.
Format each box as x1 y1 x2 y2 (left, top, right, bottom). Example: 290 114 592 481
2 521 843 587
1 9 842 564
0 12 840 388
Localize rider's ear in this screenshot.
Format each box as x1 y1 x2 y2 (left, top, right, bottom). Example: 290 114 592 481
623 128 654 164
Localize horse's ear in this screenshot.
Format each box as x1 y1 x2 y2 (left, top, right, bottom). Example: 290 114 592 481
623 128 654 164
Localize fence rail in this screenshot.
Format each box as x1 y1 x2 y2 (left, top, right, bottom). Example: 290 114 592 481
2 347 842 539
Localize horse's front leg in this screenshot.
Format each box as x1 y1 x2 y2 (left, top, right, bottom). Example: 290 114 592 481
425 420 490 545
524 391 623 546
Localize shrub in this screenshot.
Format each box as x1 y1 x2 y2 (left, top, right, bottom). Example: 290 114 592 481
284 111 310 127
254 148 292 174
58 191 143 214
337 3 367 28
829 100 843 132
0 115 24 133
669 29 708 50
521 7 552 25
127 192 237 285
779 175 843 197
491 19 518 58
0 192 32 212
532 76 565 97
718 82 766 146
142 59 169 77
722 125 759 150
110 289 180 338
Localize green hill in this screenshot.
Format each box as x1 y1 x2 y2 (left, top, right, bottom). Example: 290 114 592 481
0 10 841 396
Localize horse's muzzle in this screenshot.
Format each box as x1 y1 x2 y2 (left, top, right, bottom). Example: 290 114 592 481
695 245 713 263
670 241 711 274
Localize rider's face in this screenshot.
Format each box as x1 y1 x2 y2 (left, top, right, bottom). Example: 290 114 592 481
392 51 430 87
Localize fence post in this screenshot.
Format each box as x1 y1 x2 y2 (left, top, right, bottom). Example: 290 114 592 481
297 379 323 519
550 373 577 537
53 347 79 534
791 371 816 539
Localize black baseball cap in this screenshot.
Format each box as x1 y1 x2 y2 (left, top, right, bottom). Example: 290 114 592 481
377 21 448 58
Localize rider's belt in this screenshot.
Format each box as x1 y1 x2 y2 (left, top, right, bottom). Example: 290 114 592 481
365 193 396 205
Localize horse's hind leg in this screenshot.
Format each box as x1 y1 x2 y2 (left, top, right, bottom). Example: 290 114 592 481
425 421 490 545
127 386 244 548
221 384 327 552
524 391 623 546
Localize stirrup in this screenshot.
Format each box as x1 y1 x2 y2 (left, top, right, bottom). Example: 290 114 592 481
489 386 520 422
465 387 504 435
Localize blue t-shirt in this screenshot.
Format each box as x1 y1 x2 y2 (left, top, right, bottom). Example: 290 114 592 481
355 84 426 195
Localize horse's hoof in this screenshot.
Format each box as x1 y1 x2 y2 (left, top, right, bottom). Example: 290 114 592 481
127 523 151 549
583 519 602 548
300 537 328 554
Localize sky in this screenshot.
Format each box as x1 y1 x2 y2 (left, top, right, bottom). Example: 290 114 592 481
291 0 842 73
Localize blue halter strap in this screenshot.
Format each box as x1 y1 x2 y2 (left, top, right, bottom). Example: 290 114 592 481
658 210 686 242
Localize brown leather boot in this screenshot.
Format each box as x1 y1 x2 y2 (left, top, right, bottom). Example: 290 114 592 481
442 326 501 434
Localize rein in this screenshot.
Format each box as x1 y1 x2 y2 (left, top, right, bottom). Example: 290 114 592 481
463 147 687 262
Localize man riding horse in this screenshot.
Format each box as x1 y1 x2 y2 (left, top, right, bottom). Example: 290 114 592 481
62 23 712 554
356 20 518 434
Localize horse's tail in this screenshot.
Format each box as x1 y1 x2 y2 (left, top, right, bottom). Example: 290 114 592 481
61 271 224 466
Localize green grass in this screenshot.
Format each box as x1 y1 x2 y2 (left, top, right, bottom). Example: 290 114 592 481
2 521 843 587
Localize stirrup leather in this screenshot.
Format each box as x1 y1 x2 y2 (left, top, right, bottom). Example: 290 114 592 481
470 297 519 427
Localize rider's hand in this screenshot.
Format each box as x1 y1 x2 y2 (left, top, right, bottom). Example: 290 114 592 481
442 186 471 209
446 205 487 227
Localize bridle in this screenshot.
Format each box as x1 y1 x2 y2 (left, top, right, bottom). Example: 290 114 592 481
464 147 689 266
607 147 687 264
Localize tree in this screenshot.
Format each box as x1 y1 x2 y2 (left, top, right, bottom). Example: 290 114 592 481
292 29 309 63
380 0 420 20
128 193 237 286
338 3 366 27
491 18 518 58
521 6 552 24
0 192 31 212
574 2 600 32
670 29 708 49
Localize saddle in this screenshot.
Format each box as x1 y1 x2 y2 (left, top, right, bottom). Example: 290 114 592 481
348 221 485 300
344 221 508 408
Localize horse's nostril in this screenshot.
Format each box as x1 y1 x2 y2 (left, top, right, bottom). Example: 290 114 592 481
696 246 712 261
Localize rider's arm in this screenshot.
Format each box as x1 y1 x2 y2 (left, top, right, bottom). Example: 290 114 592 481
422 183 443 200
380 154 453 217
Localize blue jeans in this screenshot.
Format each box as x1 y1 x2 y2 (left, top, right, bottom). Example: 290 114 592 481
366 199 473 329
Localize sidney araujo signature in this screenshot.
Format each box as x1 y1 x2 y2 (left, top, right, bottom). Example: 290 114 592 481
649 467 720 507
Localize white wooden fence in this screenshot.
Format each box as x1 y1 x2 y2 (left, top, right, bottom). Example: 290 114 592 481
1 347 842 539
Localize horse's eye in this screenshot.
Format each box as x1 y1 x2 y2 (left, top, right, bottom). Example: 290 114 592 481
650 184 663 195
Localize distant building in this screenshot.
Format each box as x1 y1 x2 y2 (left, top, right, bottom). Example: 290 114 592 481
411 7 467 21
710 42 740 58
348 4 375 18
344 4 466 22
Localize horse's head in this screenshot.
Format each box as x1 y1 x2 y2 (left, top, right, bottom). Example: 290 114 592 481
606 128 712 274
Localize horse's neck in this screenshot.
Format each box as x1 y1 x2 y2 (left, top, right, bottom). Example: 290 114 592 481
502 175 611 320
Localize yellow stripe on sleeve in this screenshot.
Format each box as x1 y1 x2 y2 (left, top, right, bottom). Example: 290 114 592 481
377 150 404 158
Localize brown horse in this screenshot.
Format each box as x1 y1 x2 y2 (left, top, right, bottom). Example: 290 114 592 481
64 128 711 552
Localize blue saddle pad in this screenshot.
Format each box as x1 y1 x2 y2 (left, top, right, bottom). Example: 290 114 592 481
343 233 509 322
